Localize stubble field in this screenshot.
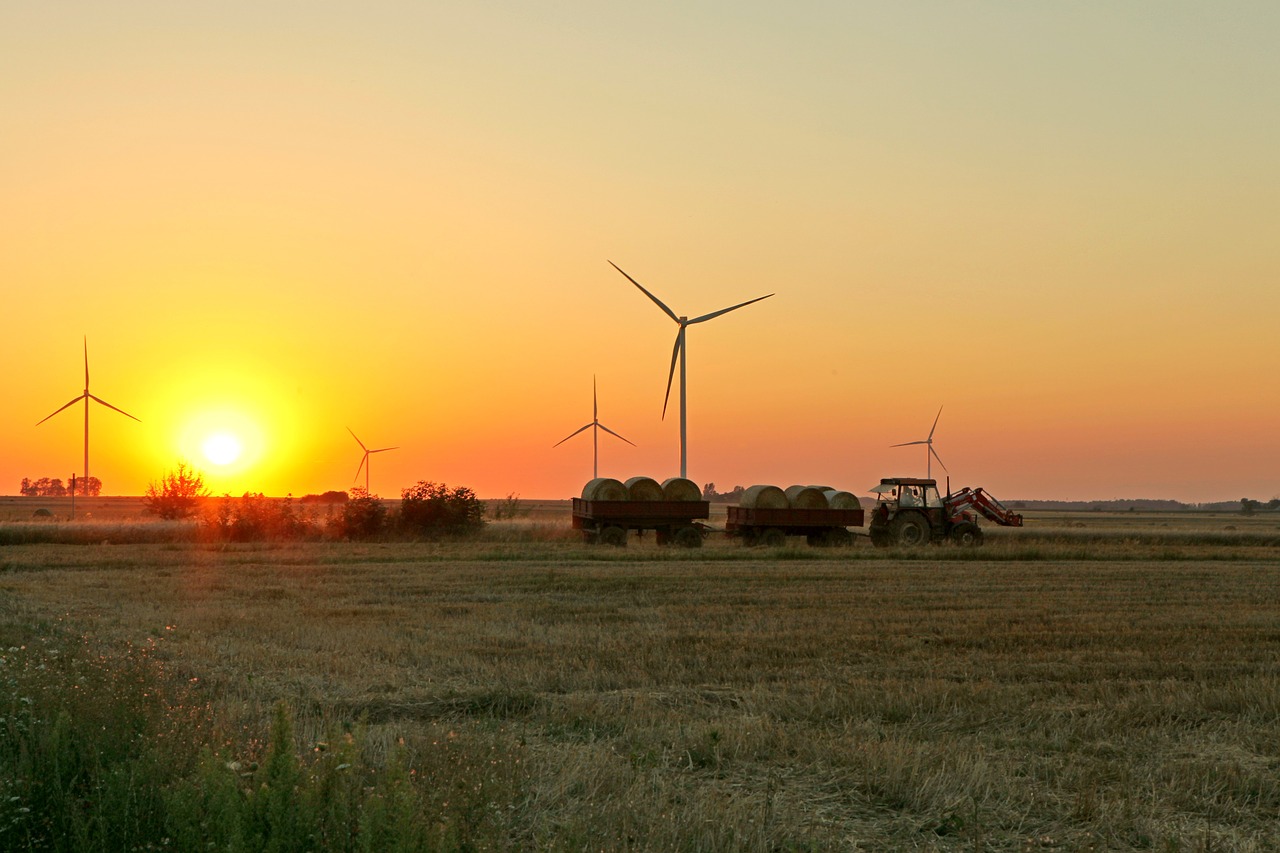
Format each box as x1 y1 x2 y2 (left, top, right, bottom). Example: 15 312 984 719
2 505 1278 850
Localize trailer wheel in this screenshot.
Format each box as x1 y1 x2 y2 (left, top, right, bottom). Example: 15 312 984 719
599 525 628 547
759 528 787 548
672 525 702 548
949 522 984 547
655 527 670 546
825 528 854 547
889 513 930 547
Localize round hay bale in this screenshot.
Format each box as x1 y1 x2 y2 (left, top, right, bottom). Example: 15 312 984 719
824 489 861 510
740 484 787 509
582 478 627 501
624 476 665 501
785 485 828 509
32 507 53 519
661 477 703 502
807 485 834 493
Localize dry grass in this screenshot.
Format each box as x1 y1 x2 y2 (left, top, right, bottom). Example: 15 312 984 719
2 529 1279 850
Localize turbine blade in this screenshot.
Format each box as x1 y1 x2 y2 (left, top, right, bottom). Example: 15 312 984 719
83 336 89 389
597 423 637 446
553 423 593 447
662 328 683 420
687 293 774 324
346 427 368 452
609 261 680 323
369 446 399 454
87 394 141 422
37 394 87 425
593 374 598 420
354 453 368 483
930 445 949 473
890 440 928 447
928 405 943 439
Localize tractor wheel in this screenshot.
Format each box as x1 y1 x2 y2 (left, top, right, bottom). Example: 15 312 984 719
889 513 930 547
868 523 891 548
759 528 787 548
672 525 703 548
599 525 628 547
949 522 984 547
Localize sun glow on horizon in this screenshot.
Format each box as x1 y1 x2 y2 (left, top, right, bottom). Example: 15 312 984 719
202 433 242 466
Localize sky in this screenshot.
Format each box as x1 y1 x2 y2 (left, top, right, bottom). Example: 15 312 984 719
2 1 1277 503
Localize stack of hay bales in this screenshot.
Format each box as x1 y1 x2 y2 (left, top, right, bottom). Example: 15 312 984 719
581 477 705 501
738 484 861 510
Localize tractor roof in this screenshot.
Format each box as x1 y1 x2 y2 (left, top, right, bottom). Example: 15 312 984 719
876 477 938 488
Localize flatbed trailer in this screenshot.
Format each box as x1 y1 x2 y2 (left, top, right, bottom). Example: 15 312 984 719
571 498 710 547
725 505 865 547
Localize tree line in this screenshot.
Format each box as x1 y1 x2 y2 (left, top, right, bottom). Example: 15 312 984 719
19 476 102 497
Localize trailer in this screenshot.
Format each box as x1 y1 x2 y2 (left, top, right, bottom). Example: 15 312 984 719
725 505 864 547
571 497 710 547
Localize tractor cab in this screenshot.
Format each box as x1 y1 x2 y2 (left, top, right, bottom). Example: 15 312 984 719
870 477 944 511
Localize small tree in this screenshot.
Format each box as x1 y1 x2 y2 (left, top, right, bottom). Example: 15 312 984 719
399 481 485 537
144 462 209 519
331 488 387 539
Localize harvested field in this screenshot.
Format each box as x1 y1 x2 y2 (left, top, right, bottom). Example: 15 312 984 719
2 512 1278 849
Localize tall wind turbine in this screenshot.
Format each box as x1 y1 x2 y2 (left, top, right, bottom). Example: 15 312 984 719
36 337 140 494
553 375 635 479
348 427 398 494
610 261 772 478
891 406 948 479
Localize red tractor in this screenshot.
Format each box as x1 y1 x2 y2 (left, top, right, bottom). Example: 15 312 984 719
867 477 1023 547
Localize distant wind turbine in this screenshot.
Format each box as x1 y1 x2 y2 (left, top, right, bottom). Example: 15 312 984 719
610 261 772 478
36 337 140 494
348 427 398 494
553 375 635 479
891 406 948 479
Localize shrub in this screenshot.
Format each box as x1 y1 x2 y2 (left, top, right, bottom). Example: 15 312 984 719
143 462 209 519
199 493 315 542
328 488 388 539
399 481 485 537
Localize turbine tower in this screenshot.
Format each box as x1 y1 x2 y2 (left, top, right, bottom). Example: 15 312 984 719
37 337 140 495
891 406 948 479
553 375 635 479
348 427 398 494
610 261 772 478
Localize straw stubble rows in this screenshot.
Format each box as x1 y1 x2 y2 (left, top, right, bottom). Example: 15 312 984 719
2 540 1278 850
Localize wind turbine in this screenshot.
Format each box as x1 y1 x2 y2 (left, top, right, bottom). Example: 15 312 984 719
36 337 140 495
610 261 772 478
553 375 635 479
891 406 948 479
347 427 398 494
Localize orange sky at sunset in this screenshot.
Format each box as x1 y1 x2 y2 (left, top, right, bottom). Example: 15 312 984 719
2 2 1276 504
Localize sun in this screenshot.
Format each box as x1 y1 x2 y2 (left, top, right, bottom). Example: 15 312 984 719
202 433 243 466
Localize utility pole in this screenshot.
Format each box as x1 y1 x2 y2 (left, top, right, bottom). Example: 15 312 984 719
70 473 77 521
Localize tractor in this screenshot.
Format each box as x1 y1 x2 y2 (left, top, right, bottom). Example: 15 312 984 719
867 477 1023 547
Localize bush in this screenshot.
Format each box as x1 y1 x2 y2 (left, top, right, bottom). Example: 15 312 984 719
328 488 388 539
399 481 485 537
143 462 209 519
199 494 315 542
